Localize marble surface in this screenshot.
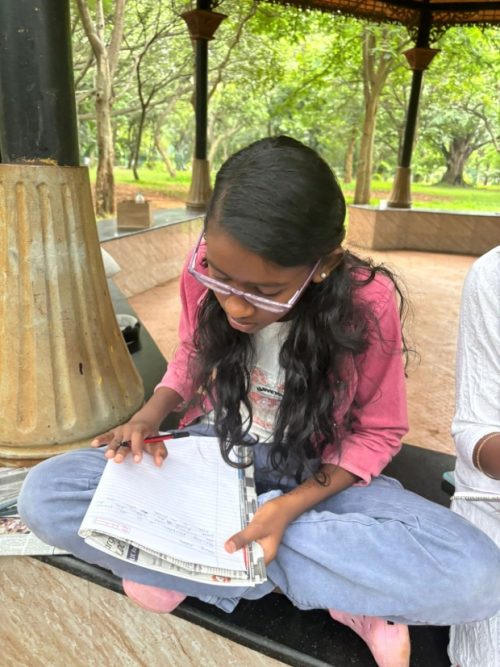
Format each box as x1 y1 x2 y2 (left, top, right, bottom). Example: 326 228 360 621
1 557 286 667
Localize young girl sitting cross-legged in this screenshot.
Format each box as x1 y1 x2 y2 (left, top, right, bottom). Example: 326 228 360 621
19 136 500 667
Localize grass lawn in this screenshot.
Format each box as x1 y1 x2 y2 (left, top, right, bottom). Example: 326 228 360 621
113 167 192 200
108 167 500 213
344 180 500 213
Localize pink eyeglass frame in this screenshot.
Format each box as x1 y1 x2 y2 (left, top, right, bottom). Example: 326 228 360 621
187 232 321 314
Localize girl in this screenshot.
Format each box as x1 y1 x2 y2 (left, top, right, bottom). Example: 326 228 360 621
19 137 500 667
448 246 500 667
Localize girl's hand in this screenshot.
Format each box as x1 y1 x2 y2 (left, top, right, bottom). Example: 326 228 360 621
90 387 183 466
91 419 167 466
224 497 291 565
224 465 357 565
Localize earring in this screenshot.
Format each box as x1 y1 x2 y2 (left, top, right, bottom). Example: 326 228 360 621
320 272 328 280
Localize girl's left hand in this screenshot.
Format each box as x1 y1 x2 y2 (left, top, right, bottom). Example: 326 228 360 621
224 497 290 565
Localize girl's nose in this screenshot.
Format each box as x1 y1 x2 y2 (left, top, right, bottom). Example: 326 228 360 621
224 294 256 319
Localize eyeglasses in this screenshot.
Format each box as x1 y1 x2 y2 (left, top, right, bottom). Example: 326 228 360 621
188 232 320 314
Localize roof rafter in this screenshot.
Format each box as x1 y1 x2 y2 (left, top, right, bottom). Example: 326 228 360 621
260 0 500 28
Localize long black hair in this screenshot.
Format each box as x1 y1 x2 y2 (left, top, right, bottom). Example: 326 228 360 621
192 136 408 479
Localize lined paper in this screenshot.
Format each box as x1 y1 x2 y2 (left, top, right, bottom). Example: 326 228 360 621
80 436 247 571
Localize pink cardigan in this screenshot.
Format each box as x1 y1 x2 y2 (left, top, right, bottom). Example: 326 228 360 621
157 246 408 484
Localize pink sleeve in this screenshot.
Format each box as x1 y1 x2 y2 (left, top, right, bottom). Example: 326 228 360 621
321 280 409 483
155 251 206 403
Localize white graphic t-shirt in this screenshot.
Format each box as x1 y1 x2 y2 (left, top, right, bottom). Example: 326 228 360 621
202 321 290 441
243 321 290 441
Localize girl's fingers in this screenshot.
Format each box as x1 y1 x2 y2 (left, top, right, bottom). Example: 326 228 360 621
91 432 115 447
112 442 132 463
106 432 129 461
144 442 168 467
225 524 259 553
97 427 167 466
155 447 167 466
130 430 146 463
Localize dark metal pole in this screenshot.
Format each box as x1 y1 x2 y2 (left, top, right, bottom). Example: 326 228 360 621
182 0 225 208
0 0 79 165
400 69 424 168
194 17 209 161
399 13 431 169
388 10 438 208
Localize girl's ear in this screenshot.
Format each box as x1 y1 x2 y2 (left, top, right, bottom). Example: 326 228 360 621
312 247 345 283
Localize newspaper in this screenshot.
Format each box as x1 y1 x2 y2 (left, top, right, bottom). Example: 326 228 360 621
0 467 29 513
0 515 69 556
86 534 264 585
79 435 267 586
0 467 68 556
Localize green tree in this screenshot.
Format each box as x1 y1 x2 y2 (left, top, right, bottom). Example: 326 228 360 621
353 24 409 204
123 0 192 180
419 27 500 185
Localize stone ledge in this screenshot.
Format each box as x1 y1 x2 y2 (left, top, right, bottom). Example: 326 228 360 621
101 215 203 297
347 205 499 255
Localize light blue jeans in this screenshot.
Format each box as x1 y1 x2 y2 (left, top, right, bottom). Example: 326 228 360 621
18 425 500 624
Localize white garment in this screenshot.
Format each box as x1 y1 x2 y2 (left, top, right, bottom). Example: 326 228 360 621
201 321 290 442
244 321 290 441
448 246 500 667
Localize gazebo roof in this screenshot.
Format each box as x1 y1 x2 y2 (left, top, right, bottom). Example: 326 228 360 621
263 0 500 28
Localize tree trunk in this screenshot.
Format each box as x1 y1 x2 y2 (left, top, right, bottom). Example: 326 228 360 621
95 65 115 214
154 132 176 177
343 128 357 184
207 123 241 164
353 29 398 205
354 95 379 204
76 0 126 217
153 104 178 177
131 108 147 182
440 136 474 186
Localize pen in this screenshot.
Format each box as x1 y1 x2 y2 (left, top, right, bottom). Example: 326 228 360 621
142 432 190 445
99 431 190 448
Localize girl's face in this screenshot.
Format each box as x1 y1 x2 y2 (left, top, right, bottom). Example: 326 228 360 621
205 225 323 334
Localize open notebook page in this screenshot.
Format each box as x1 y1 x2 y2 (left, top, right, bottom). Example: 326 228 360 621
79 435 247 571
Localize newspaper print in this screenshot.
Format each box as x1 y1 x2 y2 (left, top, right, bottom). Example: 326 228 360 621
0 515 68 556
85 531 266 586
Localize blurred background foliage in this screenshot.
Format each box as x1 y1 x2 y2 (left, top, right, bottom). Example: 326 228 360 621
72 1 500 213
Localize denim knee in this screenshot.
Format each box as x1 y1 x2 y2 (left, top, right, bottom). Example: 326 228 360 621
18 448 103 545
18 459 54 536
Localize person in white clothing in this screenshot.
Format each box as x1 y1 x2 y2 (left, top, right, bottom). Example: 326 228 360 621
448 245 500 667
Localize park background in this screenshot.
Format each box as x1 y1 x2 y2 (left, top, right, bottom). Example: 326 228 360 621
71 0 500 216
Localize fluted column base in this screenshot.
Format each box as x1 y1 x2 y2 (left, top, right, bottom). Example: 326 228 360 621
0 164 144 467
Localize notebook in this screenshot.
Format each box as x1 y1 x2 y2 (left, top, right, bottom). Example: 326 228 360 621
79 435 267 586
